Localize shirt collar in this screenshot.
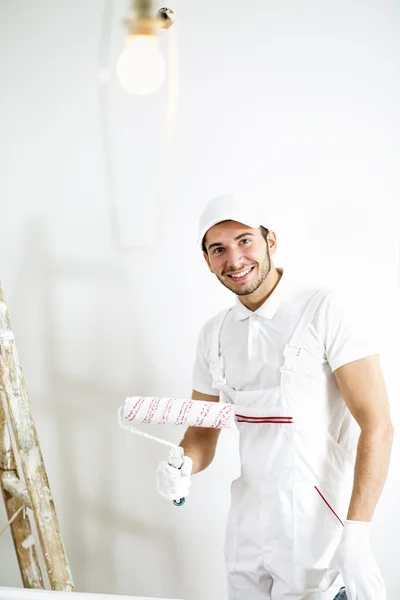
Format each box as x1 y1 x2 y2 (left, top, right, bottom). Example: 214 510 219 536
232 268 289 321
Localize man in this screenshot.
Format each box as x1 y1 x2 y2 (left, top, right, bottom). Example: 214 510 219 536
156 194 393 600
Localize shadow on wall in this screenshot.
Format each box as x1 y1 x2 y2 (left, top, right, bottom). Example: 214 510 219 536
7 216 183 597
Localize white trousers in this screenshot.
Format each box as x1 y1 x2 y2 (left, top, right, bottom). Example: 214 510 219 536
227 571 343 600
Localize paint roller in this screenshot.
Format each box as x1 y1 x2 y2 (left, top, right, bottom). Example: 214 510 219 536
118 396 237 506
118 396 293 506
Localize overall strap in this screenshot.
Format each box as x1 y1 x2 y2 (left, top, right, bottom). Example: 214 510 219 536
283 289 328 372
209 307 234 394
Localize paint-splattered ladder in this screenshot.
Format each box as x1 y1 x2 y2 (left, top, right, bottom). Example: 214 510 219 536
0 282 74 591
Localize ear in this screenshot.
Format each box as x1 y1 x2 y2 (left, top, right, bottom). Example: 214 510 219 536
267 231 278 256
203 251 215 273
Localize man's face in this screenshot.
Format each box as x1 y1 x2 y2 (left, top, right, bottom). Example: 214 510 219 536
203 220 272 296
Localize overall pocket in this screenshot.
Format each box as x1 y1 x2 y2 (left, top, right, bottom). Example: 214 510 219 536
292 426 353 592
292 481 346 592
233 388 295 485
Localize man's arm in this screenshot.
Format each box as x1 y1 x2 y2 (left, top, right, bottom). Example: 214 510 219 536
179 390 221 474
334 355 394 522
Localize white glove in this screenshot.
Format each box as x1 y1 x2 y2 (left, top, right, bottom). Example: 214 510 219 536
156 455 193 502
320 520 386 600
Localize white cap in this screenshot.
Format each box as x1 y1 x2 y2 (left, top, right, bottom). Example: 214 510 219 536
197 194 264 247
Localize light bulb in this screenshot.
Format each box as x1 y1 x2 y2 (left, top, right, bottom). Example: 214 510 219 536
116 34 166 96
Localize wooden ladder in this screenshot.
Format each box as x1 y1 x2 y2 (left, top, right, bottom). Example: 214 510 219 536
0 282 74 591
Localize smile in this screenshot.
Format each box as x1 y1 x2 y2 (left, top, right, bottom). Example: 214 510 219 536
226 267 254 281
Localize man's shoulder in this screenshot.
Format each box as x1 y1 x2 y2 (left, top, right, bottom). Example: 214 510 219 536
283 279 334 311
287 279 371 328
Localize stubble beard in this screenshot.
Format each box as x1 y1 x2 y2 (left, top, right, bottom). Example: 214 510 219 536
216 246 272 296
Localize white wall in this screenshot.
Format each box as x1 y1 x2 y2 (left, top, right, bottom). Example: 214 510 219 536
0 0 399 599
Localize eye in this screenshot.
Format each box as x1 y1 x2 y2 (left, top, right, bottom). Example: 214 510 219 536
240 238 251 245
213 247 224 255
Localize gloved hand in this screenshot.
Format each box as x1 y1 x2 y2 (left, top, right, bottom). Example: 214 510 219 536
156 455 193 502
320 520 386 600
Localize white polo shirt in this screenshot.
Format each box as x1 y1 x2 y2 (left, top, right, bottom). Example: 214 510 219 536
192 269 379 445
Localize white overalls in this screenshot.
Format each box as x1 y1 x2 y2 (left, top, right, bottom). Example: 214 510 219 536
209 291 356 600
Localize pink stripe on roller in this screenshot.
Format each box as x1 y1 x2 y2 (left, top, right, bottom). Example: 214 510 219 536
143 397 161 423
126 397 146 421
160 398 174 424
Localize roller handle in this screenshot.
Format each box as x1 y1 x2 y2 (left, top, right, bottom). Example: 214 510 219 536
168 446 186 507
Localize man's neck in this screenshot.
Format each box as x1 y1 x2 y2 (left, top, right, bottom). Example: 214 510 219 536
238 267 282 312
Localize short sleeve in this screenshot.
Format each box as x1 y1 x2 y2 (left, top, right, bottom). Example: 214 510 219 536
316 289 380 373
191 321 216 396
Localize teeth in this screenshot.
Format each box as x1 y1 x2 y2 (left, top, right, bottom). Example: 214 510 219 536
230 268 252 278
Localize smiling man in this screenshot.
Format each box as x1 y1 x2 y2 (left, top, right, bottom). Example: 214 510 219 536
156 194 393 600
203 220 274 302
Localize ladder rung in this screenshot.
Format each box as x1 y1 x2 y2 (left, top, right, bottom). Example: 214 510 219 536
1 471 32 510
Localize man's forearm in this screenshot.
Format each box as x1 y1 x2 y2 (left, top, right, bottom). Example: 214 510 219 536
347 424 393 522
179 427 220 474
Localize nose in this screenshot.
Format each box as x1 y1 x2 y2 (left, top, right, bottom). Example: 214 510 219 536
225 246 245 270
